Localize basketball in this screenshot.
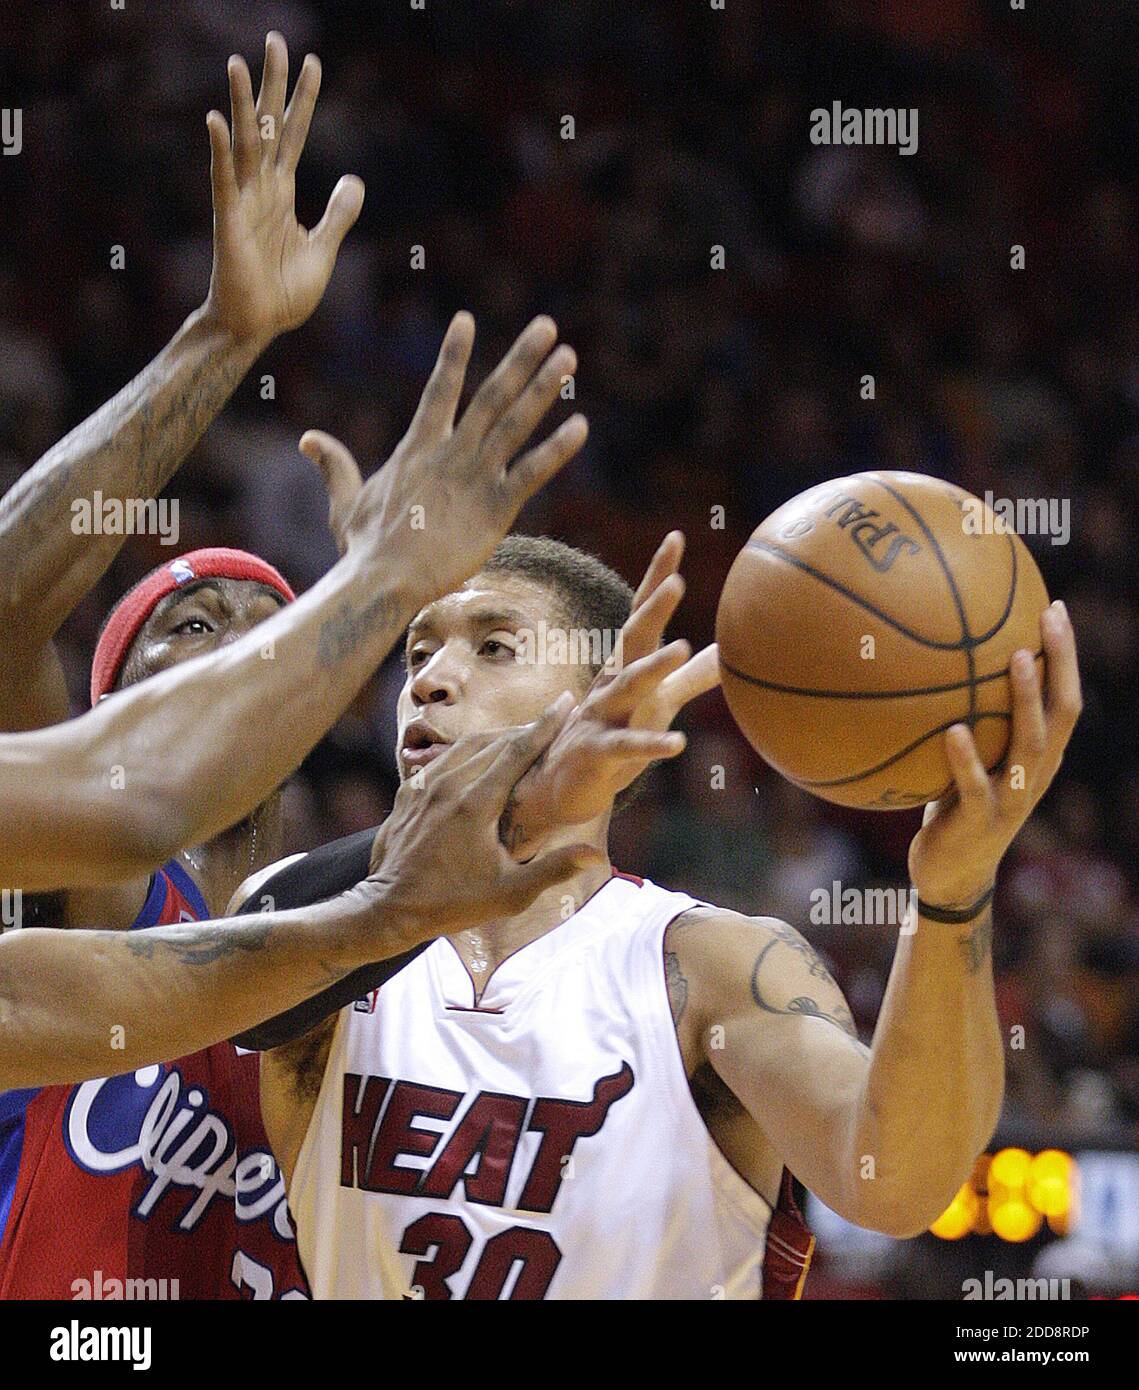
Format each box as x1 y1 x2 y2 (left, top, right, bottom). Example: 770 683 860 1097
716 471 1050 810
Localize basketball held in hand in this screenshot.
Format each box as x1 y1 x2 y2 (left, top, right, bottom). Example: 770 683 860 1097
716 471 1050 810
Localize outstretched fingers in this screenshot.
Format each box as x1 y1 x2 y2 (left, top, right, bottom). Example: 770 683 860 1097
502 413 589 510
406 312 476 443
227 54 260 185
206 110 236 215
298 430 363 550
309 175 365 257
255 31 289 161
455 316 558 448
591 640 692 722
631 531 685 613
278 52 321 174
653 643 721 721
620 571 685 667
481 344 578 472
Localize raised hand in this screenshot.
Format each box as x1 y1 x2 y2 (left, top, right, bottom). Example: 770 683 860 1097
501 531 721 857
907 600 1082 907
297 311 587 599
204 31 364 344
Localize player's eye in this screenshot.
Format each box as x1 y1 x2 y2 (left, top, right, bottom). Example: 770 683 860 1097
407 644 434 668
480 637 516 660
172 617 213 636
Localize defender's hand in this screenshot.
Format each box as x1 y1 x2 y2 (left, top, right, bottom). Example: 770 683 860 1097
502 532 720 858
297 312 587 596
364 694 604 947
907 600 1082 908
204 31 364 345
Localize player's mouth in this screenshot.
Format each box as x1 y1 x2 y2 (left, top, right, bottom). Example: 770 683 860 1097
399 719 453 769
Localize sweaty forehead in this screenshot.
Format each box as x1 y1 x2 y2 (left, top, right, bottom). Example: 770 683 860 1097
408 572 564 639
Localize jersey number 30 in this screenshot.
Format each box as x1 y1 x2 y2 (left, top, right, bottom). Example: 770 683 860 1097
401 1213 562 1300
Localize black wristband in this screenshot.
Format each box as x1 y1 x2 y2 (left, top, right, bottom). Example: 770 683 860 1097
916 885 995 924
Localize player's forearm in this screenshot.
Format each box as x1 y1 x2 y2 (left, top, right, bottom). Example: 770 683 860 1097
0 889 409 1090
0 306 262 646
850 903 1003 1236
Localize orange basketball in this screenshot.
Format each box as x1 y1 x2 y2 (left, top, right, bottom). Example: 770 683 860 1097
715 471 1049 810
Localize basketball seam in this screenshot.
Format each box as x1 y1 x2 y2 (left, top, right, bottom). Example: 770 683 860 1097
859 474 978 729
744 539 994 652
720 648 1043 700
790 711 1011 789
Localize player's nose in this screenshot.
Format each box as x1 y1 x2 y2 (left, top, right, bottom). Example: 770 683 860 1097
409 653 460 707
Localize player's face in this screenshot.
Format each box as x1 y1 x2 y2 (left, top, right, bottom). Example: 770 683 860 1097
396 572 590 781
118 578 287 689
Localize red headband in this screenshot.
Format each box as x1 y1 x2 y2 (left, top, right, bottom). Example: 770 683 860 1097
90 547 296 706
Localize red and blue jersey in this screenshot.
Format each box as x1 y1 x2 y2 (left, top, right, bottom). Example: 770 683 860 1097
0 861 309 1300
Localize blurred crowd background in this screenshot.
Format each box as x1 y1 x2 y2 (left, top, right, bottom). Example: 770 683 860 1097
0 0 1135 1296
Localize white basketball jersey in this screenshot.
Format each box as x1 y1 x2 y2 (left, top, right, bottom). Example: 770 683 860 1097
290 872 777 1300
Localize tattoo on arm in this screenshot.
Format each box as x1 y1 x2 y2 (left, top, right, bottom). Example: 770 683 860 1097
126 919 350 994
130 348 250 497
316 591 400 670
665 949 688 1026
956 909 994 975
125 918 273 965
750 922 859 1039
0 334 251 626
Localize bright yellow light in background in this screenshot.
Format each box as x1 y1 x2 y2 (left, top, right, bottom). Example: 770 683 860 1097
1027 1149 1075 1218
930 1182 978 1239
989 1147 1033 1191
989 1196 1043 1242
929 1148 1077 1241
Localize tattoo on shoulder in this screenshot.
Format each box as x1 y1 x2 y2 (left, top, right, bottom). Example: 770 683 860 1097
665 949 688 1026
957 909 994 975
750 921 859 1040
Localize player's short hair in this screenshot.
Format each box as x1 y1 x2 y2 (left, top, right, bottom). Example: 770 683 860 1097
481 536 655 815
482 535 634 681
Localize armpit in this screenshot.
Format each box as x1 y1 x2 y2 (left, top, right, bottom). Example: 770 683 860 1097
273 1015 337 1103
